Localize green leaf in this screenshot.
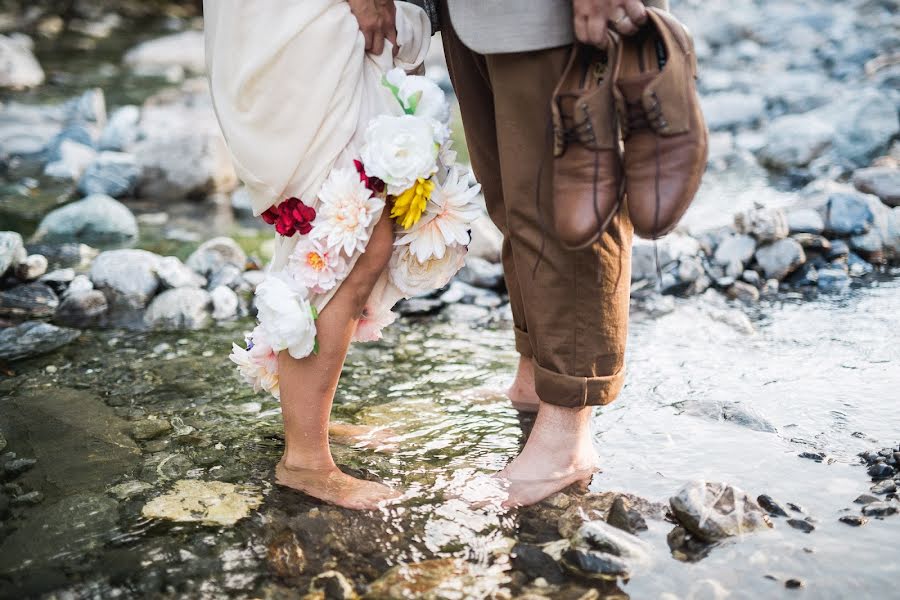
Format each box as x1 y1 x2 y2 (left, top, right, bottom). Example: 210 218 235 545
381 74 403 109
406 90 422 115
310 305 319 320
313 338 320 355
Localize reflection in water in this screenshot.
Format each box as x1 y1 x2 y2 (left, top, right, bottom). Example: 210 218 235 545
0 281 897 597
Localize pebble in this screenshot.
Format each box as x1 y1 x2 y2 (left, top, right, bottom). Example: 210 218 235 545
670 481 772 542
510 543 564 584
726 280 760 303
54 289 108 328
130 418 172 441
77 151 141 198
11 490 44 506
853 166 900 207
823 193 875 236
3 457 37 477
757 495 790 517
606 495 648 534
755 239 806 280
0 320 81 362
817 268 851 293
786 208 825 235
867 463 895 480
210 285 239 320
144 287 212 330
870 480 897 495
185 237 247 279
309 570 356 600
839 515 868 527
853 494 879 505
861 501 897 517
786 518 815 533
714 234 757 266
734 207 789 243
785 579 805 589
13 254 48 281
560 548 629 581
0 281 58 319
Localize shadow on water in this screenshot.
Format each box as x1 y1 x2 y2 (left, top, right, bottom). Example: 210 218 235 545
0 279 897 598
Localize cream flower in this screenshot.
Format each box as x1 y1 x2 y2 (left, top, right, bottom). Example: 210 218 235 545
287 237 349 294
388 242 467 297
352 301 398 343
254 270 318 359
230 325 280 398
361 114 439 195
385 67 451 126
395 168 483 262
311 167 384 256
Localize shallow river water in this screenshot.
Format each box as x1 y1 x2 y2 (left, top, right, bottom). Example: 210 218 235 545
1 278 897 599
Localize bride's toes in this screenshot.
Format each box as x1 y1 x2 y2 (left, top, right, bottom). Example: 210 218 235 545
275 461 401 510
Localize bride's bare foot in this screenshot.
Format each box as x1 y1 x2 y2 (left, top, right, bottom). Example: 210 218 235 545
328 422 397 452
507 357 540 413
275 460 401 510
497 401 599 508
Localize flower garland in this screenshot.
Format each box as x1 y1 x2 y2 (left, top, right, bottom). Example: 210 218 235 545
231 68 482 397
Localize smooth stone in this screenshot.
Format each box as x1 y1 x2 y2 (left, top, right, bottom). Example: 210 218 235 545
677 257 705 284
367 557 506 599
826 239 850 260
185 237 247 278
734 207 789 243
32 194 138 246
726 280 760 303
65 274 93 297
669 480 772 542
787 208 825 235
791 233 831 253
861 501 898 517
576 520 653 569
867 463 895 480
107 480 153 500
0 231 26 276
98 105 140 151
141 479 262 526
26 242 97 271
3 457 36 477
757 494 790 517
560 548 629 581
871 480 897 495
823 193 875 236
853 166 900 207
0 33 44 89
77 151 140 198
13 254 47 281
741 270 761 286
89 249 161 326
0 321 80 361
130 418 172 441
156 255 206 289
457 256 504 289
701 92 765 130
11 490 43 506
755 239 806 280
839 515 868 527
849 228 883 254
714 234 756 266
757 113 834 169
607 495 649 534
854 494 880 505
53 289 107 328
0 282 58 319
123 30 205 76
210 285 239 320
557 491 668 539
817 268 851 293
206 263 245 290
786 518 815 533
511 543 564 584
43 139 97 181
825 89 900 166
785 579 805 589
143 287 212 330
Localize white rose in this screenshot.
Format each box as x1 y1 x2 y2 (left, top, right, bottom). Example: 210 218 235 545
361 114 439 195
388 242 466 297
254 270 318 359
385 67 451 125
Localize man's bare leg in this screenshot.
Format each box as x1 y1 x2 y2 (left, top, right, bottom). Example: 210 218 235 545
507 357 541 413
497 401 599 507
275 215 401 510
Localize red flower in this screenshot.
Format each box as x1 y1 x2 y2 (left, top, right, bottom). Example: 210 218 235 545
353 159 385 194
262 197 316 237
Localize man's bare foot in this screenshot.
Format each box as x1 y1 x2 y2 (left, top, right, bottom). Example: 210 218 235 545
507 357 541 413
275 459 401 510
328 422 397 452
496 401 599 507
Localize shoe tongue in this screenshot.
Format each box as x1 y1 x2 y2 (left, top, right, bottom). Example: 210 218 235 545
617 72 656 103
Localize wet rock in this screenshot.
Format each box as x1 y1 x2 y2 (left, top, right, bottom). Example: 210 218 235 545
867 463 895 480
99 105 140 151
726 281 759 303
557 492 667 539
457 256 504 289
734 207 789 243
826 90 900 167
0 34 44 89
77 151 140 198
3 457 36 478
785 579 805 589
839 515 867 527
14 254 48 281
11 490 43 506
0 282 58 319
741 269 761 287
510 543 564 584
107 480 153 500
141 479 263 526
853 166 900 208
817 268 851 293
144 287 212 330
669 481 773 542
43 139 96 181
701 92 765 130
755 239 806 280
210 285 239 320
787 208 825 235
0 320 79 362
90 249 161 326
310 570 355 599
757 113 834 169
861 502 897 517
560 548 629 581
367 558 507 600
54 289 108 328
606 495 648 534
714 234 756 266
467 214 502 264
854 494 880 505
32 194 138 246
267 530 306 580
207 263 245 290
575 520 653 570
792 233 831 253
0 231 26 276
156 255 206 289
871 480 897 495
185 237 247 279
786 518 815 533
823 193 875 236
124 30 205 77
826 239 850 260
27 242 97 271
757 495 789 517
130 418 172 441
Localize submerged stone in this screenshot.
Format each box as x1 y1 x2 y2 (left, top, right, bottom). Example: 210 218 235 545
669 481 773 542
367 558 508 600
0 321 80 361
141 479 263 526
560 548 630 581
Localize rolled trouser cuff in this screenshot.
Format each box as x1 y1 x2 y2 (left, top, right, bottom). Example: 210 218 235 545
514 326 533 358
532 358 625 408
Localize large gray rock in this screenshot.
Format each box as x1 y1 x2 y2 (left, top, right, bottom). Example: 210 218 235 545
210 285 238 320
123 30 205 77
853 166 900 208
0 34 44 89
822 193 875 236
669 481 772 543
156 255 206 289
89 249 161 326
32 194 138 246
757 113 834 169
701 92 766 130
54 289 108 328
185 237 247 279
98 105 140 151
713 234 756 266
0 282 58 319
0 231 26 275
134 129 237 200
0 321 80 361
144 287 212 330
734 207 789 243
755 238 806 280
77 151 140 198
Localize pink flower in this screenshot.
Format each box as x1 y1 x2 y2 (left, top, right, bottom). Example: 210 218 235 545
287 237 349 294
261 197 316 237
352 302 397 343
230 326 280 398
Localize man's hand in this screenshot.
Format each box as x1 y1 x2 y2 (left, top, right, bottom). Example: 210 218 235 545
348 0 398 56
573 0 648 47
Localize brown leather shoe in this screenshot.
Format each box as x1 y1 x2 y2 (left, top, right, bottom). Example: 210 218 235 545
551 40 623 250
612 7 708 240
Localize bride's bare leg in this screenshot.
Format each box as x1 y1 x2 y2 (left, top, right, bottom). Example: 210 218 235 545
275 214 400 510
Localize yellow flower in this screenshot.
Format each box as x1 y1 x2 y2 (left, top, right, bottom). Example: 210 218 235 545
391 178 434 230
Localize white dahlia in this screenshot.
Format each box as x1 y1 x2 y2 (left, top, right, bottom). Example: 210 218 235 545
230 325 280 398
360 114 439 195
311 167 384 257
388 242 467 297
395 168 483 262
287 237 349 294
254 270 318 359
